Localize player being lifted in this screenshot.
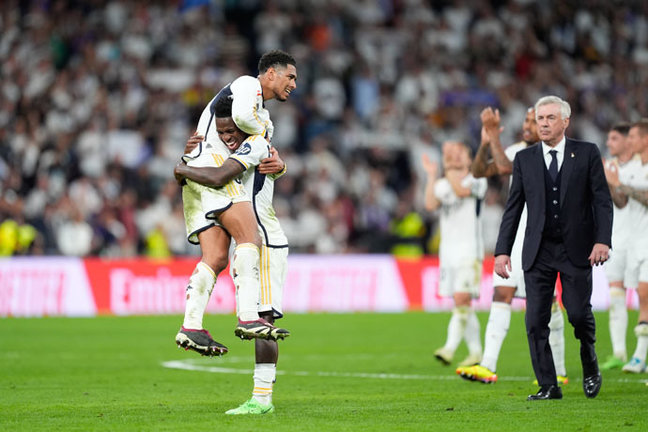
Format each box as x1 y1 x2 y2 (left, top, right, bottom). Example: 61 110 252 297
175 50 297 356
423 141 487 368
175 94 289 415
456 107 568 384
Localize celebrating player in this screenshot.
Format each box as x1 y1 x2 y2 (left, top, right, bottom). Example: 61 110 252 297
600 123 635 370
604 119 648 373
175 50 297 355
424 141 486 368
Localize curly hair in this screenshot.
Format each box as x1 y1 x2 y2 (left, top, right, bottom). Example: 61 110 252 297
258 50 296 74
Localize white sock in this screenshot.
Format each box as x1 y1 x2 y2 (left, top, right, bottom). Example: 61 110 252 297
549 301 567 376
444 307 469 354
464 308 482 356
481 302 511 372
233 243 261 322
609 287 628 360
182 262 217 329
632 323 648 362
252 363 276 405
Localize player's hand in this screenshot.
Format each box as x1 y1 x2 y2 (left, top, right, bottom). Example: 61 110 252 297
174 163 187 186
184 132 203 154
258 146 285 174
603 158 621 187
480 107 501 133
422 154 439 178
494 254 512 279
589 243 610 266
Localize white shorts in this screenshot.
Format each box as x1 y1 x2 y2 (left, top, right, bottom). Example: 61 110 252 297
182 178 248 244
230 245 288 318
492 259 526 297
438 260 482 298
605 247 629 284
625 249 648 288
259 245 288 318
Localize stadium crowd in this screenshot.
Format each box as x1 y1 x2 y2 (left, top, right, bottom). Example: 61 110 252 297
1 0 648 257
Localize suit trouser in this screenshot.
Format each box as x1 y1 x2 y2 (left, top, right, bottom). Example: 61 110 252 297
524 237 597 387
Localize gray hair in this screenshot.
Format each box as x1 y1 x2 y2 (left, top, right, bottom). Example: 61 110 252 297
535 95 571 119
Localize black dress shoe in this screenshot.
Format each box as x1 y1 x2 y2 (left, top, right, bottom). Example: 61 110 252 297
527 385 563 401
583 372 602 398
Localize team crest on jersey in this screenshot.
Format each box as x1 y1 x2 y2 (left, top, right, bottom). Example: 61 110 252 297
236 142 252 156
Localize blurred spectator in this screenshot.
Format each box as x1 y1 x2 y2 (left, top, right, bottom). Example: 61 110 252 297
2 0 648 256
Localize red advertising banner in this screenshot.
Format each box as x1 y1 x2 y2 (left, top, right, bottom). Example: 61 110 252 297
0 255 631 317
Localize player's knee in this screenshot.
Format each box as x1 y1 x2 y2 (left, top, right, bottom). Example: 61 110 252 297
493 286 515 303
203 252 229 275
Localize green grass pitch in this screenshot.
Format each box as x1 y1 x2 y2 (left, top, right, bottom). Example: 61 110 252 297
1 311 646 431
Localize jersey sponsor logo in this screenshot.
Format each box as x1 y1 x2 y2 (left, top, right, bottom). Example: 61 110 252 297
235 143 252 156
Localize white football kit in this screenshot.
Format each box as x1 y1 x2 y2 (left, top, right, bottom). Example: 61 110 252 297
435 173 488 297
181 78 288 317
237 161 289 318
492 142 529 295
624 157 648 287
605 156 641 283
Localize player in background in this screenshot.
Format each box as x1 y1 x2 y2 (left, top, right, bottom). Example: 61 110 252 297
175 96 288 414
175 50 297 355
600 123 635 370
604 119 648 373
423 141 486 368
456 107 568 384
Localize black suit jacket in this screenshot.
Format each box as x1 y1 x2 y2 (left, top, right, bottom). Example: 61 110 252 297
495 138 613 270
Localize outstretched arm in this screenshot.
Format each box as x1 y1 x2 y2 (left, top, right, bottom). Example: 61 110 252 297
174 159 245 188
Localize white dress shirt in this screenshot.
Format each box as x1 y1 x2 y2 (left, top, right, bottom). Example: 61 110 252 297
541 137 566 171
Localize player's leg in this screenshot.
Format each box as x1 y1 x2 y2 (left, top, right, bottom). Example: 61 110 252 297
548 297 568 383
176 184 229 356
457 285 515 382
434 267 459 365
605 282 628 368
458 261 482 367
623 280 648 373
603 248 629 369
219 202 289 340
226 245 286 415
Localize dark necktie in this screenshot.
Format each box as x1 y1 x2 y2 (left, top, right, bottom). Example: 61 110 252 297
549 150 558 181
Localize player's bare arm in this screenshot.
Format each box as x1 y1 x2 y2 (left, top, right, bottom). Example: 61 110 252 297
175 159 245 188
482 107 512 175
617 184 648 207
422 154 441 211
471 128 498 178
603 159 629 208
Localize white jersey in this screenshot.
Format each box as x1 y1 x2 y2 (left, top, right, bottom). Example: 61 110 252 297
435 173 487 265
231 75 274 141
182 76 273 164
608 156 641 249
234 137 289 247
625 156 648 254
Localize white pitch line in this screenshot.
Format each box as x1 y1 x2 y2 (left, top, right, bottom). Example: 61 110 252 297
161 360 648 384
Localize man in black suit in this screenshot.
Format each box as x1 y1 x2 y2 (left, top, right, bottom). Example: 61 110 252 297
494 95 613 400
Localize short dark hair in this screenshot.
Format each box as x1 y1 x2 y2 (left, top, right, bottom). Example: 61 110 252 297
611 122 631 135
214 95 233 118
258 50 296 74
